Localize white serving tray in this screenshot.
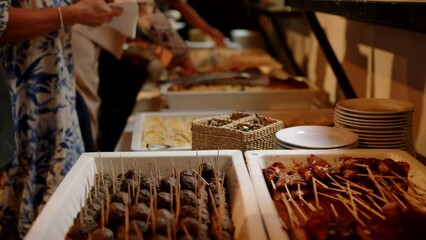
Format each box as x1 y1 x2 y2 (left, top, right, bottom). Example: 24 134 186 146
131 111 231 151
244 149 426 240
26 150 267 240
160 79 318 111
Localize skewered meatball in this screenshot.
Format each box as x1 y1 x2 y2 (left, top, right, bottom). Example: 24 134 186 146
180 170 194 178
179 205 210 225
68 215 98 239
111 191 130 205
129 203 150 221
181 175 197 191
178 217 209 239
109 202 126 225
90 227 115 240
157 192 172 210
160 176 177 192
120 178 138 194
180 190 199 206
155 209 175 234
200 163 215 181
116 220 149 240
140 175 155 190
134 189 151 205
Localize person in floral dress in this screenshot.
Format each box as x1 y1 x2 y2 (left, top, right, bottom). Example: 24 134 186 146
0 0 121 238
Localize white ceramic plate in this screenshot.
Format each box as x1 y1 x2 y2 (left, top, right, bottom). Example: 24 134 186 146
336 98 414 115
334 122 412 135
275 139 358 150
334 112 412 126
334 118 412 130
334 108 413 122
275 126 358 149
244 149 426 240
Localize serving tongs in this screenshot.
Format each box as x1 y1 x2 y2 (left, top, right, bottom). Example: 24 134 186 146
159 68 270 86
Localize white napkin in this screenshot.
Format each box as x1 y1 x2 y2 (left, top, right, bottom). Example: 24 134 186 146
105 0 139 38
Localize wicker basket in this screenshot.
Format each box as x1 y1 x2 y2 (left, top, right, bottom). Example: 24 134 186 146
191 112 283 152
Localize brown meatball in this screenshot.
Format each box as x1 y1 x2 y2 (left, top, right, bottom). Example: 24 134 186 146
90 227 115 240
129 203 150 221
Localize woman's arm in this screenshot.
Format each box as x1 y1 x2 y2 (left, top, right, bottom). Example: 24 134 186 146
0 0 122 44
169 0 224 46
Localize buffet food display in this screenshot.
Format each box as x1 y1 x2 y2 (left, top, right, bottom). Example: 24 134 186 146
161 76 318 110
131 111 229 151
26 151 267 240
245 149 426 240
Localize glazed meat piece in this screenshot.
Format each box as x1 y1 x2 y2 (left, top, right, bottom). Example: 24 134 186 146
378 158 409 177
275 170 307 188
263 162 286 184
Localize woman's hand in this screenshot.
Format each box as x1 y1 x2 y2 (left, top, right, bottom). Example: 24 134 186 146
71 0 123 26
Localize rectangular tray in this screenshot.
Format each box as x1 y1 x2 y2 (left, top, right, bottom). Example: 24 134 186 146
131 111 230 151
244 149 426 240
160 79 318 111
26 150 267 240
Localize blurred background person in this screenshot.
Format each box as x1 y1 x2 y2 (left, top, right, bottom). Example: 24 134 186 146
0 0 122 237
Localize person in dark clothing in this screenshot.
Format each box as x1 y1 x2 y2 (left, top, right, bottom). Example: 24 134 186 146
97 49 150 151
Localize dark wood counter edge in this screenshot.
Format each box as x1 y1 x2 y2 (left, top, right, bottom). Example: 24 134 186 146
285 0 426 33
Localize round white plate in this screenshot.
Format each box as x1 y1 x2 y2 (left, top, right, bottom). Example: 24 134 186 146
336 98 414 115
334 120 412 130
334 112 412 125
335 108 413 120
274 140 358 150
334 123 412 135
275 126 358 149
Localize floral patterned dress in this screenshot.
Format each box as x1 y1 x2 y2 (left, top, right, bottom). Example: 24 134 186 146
0 0 84 238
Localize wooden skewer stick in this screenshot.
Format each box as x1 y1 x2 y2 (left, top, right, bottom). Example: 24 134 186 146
352 195 385 220
330 203 338 217
365 193 383 213
101 200 105 229
346 182 358 218
333 175 372 194
279 217 289 231
391 192 408 210
198 182 206 237
281 192 298 229
326 173 346 191
336 194 366 228
284 184 308 222
192 168 210 186
180 222 192 240
125 203 129 240
110 160 117 194
312 178 320 209
132 221 144 240
367 167 388 202
357 173 405 180
297 183 316 212
98 152 106 189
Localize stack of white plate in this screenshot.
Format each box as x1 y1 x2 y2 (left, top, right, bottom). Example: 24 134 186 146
334 98 415 156
275 125 358 150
